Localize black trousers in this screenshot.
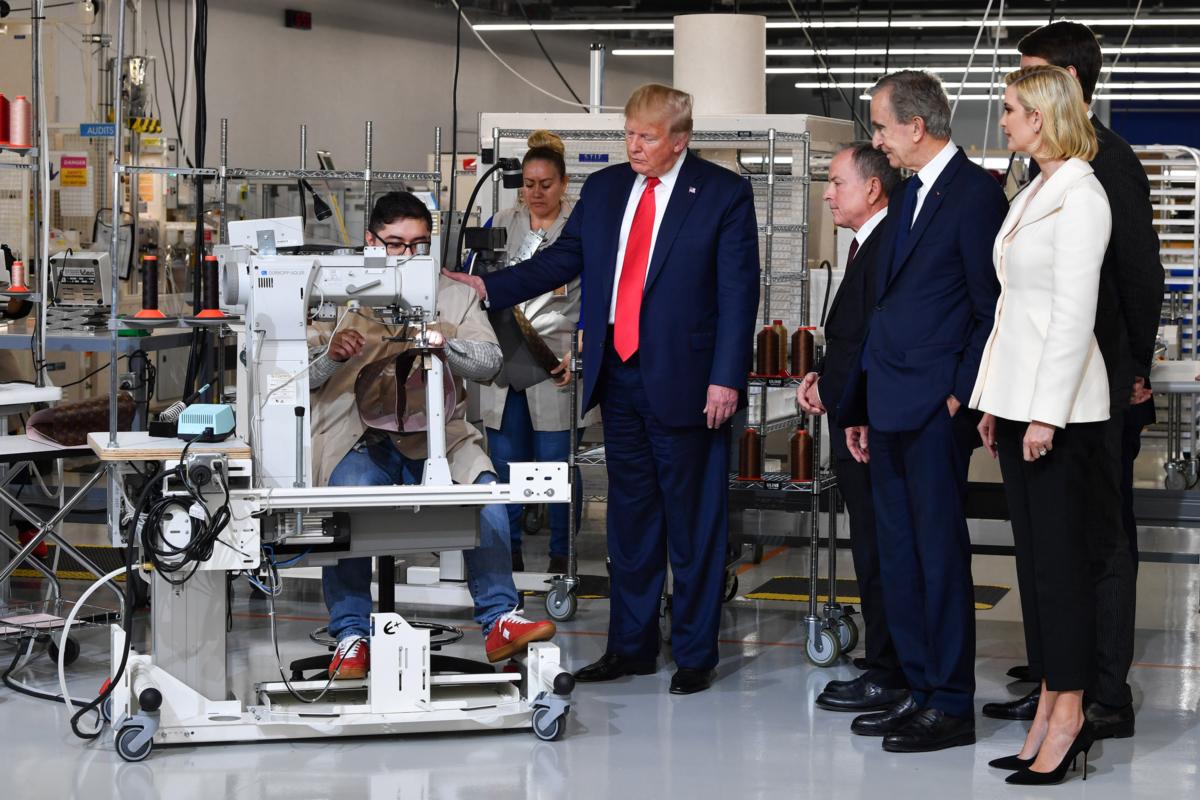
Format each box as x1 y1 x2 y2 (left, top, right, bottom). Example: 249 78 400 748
830 424 904 688
998 417 1105 692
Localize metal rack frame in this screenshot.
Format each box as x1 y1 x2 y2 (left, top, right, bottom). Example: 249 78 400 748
1134 145 1200 488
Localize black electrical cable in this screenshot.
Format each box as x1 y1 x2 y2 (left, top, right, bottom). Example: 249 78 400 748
443 1 463 270
818 259 834 327
184 0 210 398
884 1 894 75
513 0 583 105
2 637 98 710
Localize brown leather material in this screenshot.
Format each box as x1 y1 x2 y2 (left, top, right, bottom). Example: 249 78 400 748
512 307 564 373
353 348 456 434
27 392 135 446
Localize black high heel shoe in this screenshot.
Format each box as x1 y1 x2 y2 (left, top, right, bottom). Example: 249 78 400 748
1005 721 1096 785
988 754 1034 770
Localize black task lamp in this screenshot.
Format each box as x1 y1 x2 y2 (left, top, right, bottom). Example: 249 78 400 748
298 178 333 222
452 157 523 272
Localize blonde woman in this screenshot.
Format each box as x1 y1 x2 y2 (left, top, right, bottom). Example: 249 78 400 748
970 65 1111 785
481 131 590 574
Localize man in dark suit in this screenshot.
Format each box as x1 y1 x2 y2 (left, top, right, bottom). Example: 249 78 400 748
839 70 1007 753
796 142 906 713
445 84 760 695
982 21 1164 740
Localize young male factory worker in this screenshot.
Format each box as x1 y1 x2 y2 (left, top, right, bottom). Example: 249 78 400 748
308 191 556 679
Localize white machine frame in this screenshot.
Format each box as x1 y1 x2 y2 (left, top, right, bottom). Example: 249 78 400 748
103 235 575 762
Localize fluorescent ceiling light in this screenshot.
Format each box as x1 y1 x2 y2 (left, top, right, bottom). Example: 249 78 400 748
474 18 1200 32
770 65 1200 75
860 93 1200 101
797 81 1200 90
614 46 1200 57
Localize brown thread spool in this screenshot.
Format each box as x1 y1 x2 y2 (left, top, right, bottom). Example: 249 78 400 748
789 426 813 481
772 319 788 374
9 260 29 292
8 95 31 148
755 324 779 376
738 428 762 480
790 326 816 377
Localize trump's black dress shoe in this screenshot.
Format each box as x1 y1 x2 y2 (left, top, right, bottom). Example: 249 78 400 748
1086 699 1135 740
982 686 1040 720
669 668 716 695
816 676 909 712
850 695 919 736
882 708 976 753
574 653 656 682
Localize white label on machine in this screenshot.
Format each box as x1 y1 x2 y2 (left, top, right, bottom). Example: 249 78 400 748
266 372 298 405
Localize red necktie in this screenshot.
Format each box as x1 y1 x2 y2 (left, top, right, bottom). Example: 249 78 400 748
613 176 661 360
847 238 860 265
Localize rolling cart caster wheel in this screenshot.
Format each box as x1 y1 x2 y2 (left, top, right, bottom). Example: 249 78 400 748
806 628 840 668
48 635 80 667
116 725 153 762
1165 467 1187 490
99 695 113 724
723 571 739 603
835 616 859 654
531 707 567 741
545 586 577 622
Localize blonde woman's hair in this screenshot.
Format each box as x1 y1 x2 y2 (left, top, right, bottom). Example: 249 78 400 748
1004 65 1098 161
624 83 694 136
527 129 565 156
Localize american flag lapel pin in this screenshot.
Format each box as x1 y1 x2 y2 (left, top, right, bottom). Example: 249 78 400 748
689 186 697 194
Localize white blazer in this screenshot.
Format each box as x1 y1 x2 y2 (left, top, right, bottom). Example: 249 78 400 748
969 157 1112 428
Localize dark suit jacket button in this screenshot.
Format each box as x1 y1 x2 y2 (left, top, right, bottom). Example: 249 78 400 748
874 305 884 312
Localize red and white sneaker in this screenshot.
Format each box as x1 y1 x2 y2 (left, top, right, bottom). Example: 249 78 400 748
485 612 556 663
329 637 369 680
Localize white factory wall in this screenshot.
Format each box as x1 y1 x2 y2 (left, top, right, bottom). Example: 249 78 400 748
164 0 670 171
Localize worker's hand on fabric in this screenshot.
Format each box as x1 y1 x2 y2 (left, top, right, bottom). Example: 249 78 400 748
703 384 738 429
442 269 487 300
796 372 825 415
978 412 997 458
1023 420 1056 463
1130 377 1153 405
551 352 572 387
946 394 962 418
328 330 365 362
846 425 869 464
424 330 445 348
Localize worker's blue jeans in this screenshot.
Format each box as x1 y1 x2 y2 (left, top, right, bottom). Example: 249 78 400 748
486 388 578 558
322 437 517 642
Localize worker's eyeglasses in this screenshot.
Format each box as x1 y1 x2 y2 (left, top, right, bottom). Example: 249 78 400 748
370 234 431 256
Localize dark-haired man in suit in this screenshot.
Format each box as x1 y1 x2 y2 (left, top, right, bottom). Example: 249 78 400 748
982 20 1165 742
797 142 906 714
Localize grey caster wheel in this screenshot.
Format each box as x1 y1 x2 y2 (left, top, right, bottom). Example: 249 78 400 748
545 585 577 622
115 725 153 762
835 615 859 654
806 628 840 667
531 706 567 741
47 635 79 667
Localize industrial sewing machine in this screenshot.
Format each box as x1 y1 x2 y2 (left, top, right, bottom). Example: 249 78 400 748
101 224 574 762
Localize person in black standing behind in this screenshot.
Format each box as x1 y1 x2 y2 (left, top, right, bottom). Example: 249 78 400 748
797 142 906 713
982 22 1165 741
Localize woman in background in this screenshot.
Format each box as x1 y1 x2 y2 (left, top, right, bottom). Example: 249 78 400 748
482 130 591 574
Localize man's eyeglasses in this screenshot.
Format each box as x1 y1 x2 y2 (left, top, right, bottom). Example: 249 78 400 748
369 232 431 256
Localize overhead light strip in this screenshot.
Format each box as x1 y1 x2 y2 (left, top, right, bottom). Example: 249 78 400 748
613 47 1200 57
797 81 1200 89
473 18 1200 32
857 93 1200 101
769 65 1200 75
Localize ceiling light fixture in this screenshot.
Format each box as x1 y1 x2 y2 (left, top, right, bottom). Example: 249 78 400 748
613 46 1200 57
474 18 1200 32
